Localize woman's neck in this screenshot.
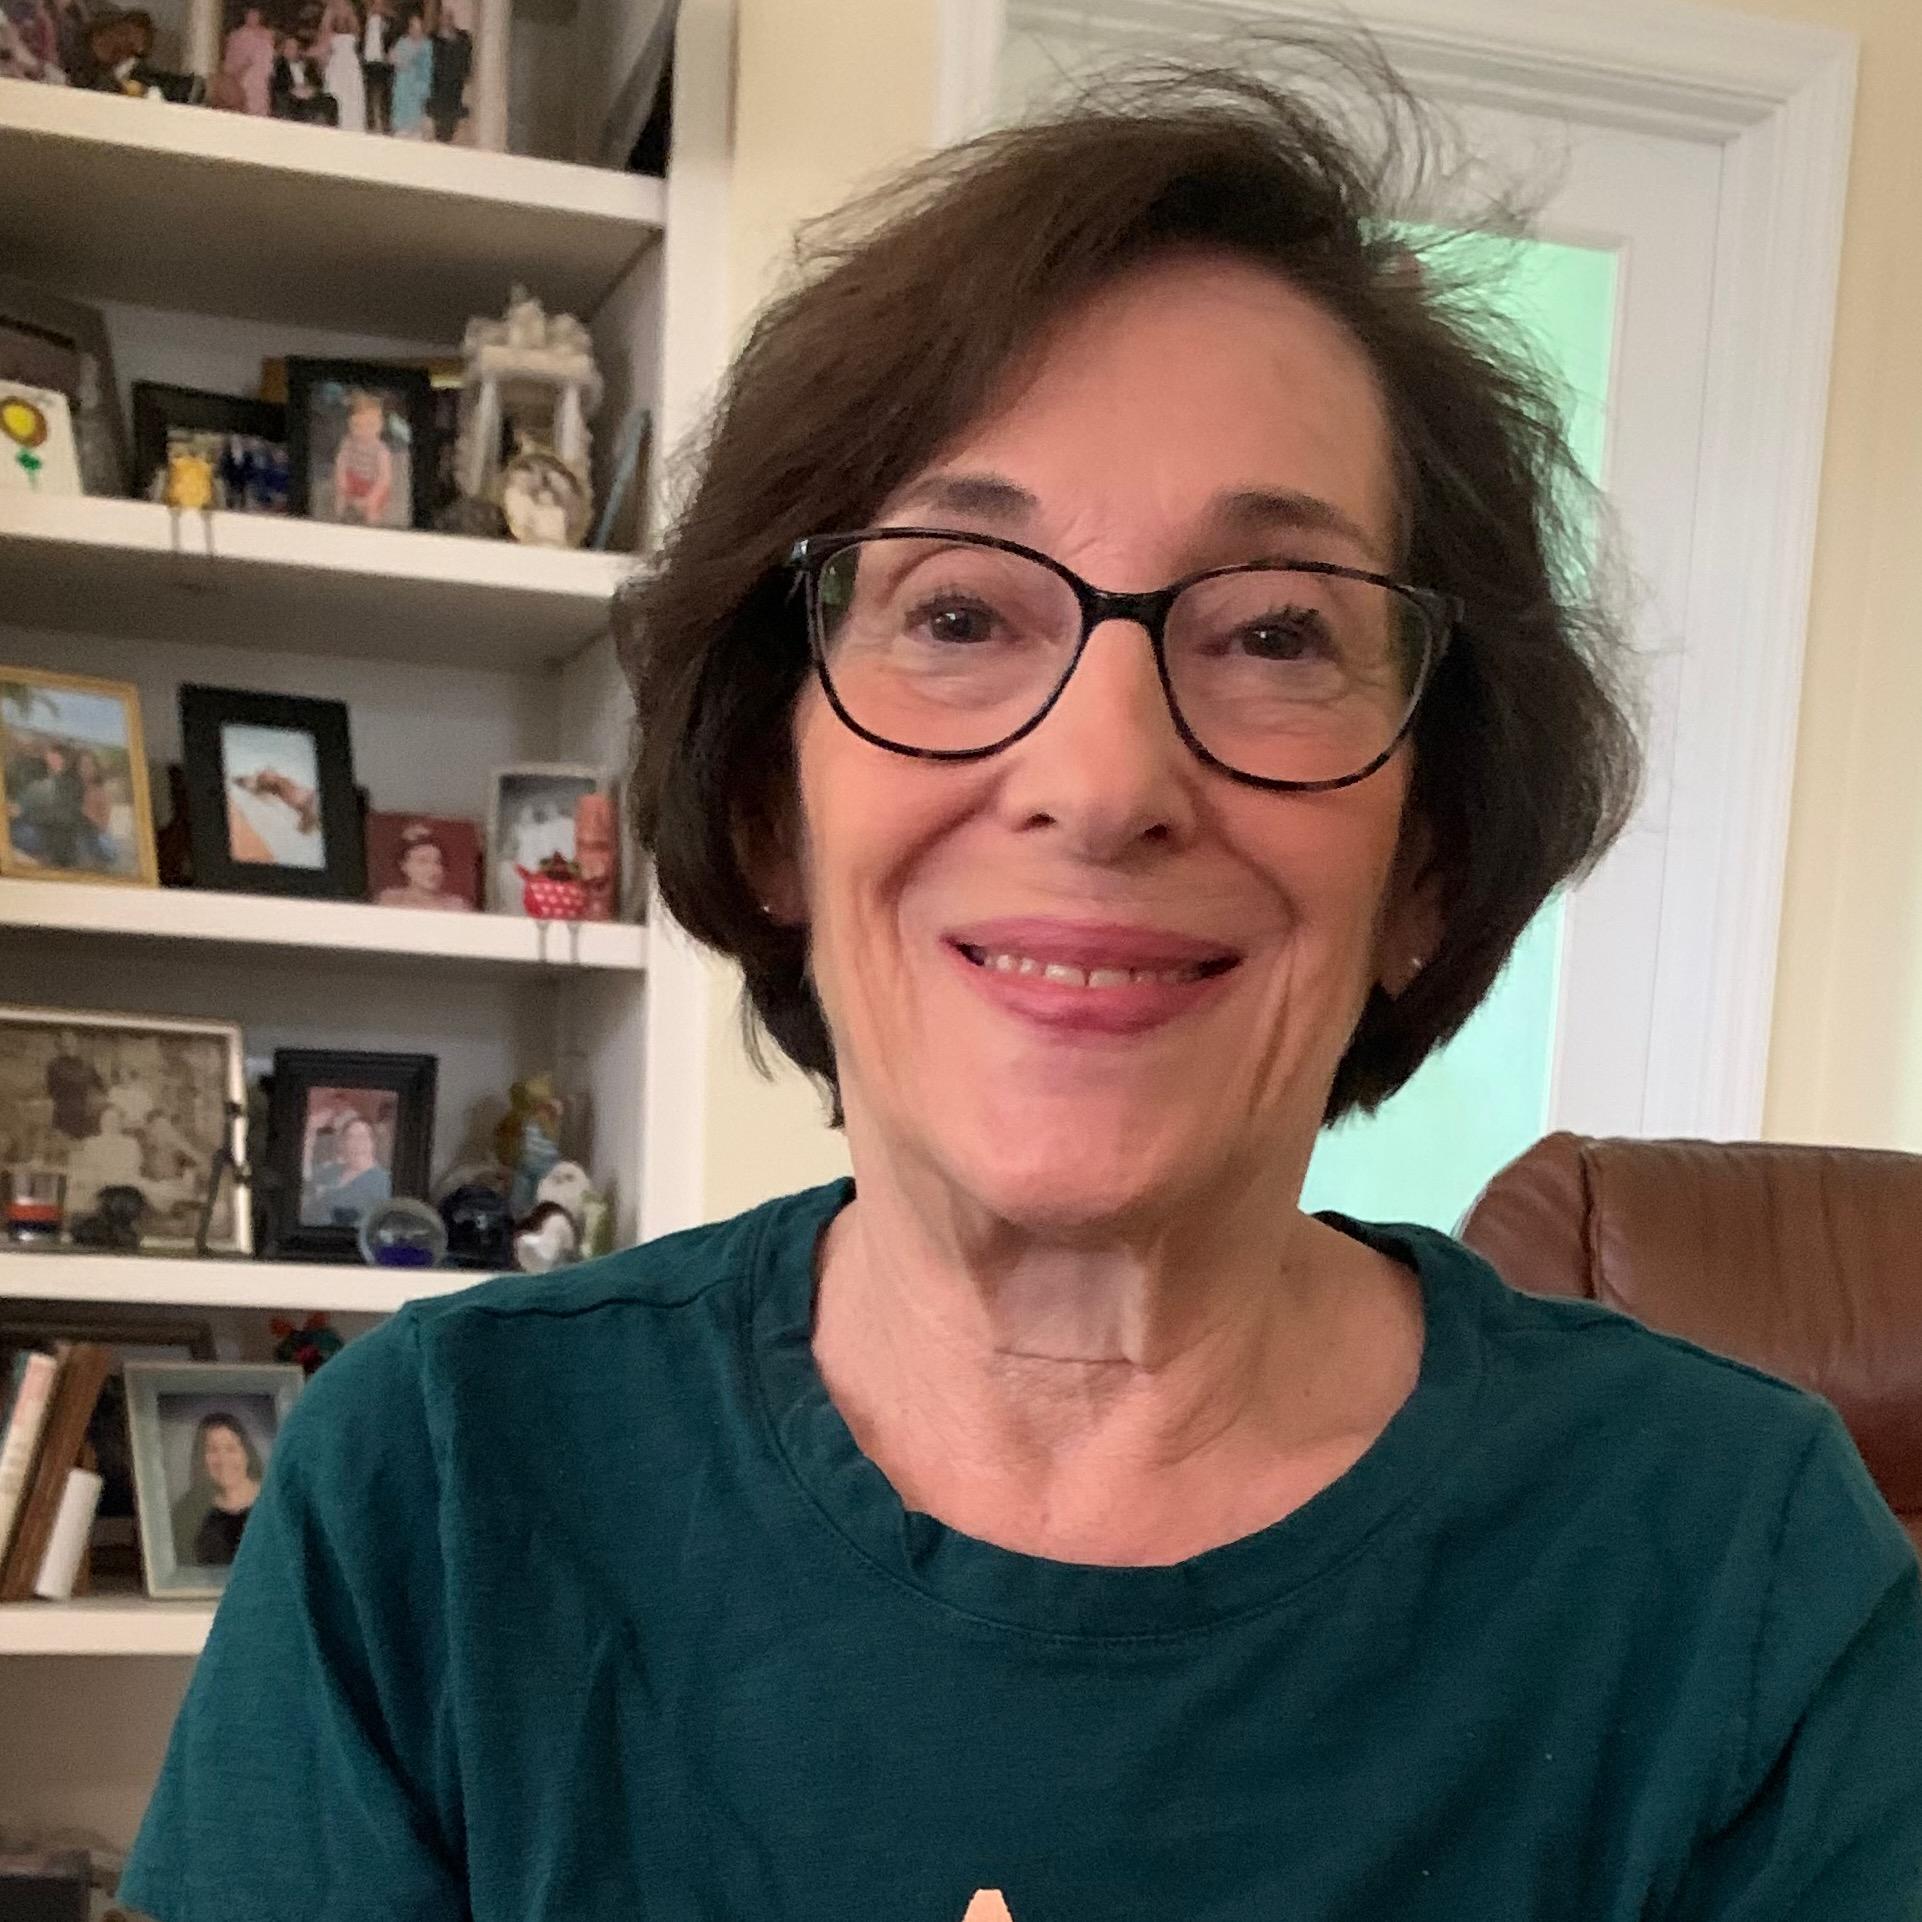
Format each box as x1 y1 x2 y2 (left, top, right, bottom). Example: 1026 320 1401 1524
810 1145 1424 1564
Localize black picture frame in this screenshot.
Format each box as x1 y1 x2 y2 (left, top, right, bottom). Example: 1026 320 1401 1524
266 1049 438 1261
177 684 366 900
284 357 435 530
132 383 288 513
0 272 129 497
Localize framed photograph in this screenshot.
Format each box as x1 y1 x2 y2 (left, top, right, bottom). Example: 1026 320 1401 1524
285 357 433 530
0 274 129 497
365 811 480 912
0 384 82 496
0 667 158 886
0 1307 216 1583
125 1361 303 1597
178 683 365 899
486 763 607 915
0 1007 251 1254
132 382 289 515
266 1048 437 1260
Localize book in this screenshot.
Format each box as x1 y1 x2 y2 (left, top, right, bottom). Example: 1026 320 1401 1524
0 1343 111 1603
0 1349 58 1570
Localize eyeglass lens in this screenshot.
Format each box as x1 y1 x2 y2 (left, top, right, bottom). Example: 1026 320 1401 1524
813 535 1432 785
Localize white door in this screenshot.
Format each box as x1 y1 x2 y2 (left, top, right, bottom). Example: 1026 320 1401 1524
982 13 1811 1229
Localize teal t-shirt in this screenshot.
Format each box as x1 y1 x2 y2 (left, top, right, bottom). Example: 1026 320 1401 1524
123 1179 1922 1921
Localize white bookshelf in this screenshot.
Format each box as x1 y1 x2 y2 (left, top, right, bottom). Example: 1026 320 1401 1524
0 1248 482 1314
0 494 637 668
0 0 737 1851
0 78 667 334
0 876 648 973
0 1597 213 1658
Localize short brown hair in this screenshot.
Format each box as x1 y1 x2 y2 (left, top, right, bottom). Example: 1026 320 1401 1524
619 52 1638 1124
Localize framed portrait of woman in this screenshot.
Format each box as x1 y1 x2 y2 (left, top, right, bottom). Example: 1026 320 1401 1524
124 1362 303 1598
265 1047 437 1261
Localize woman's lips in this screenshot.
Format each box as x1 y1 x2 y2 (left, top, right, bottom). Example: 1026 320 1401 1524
943 919 1240 1036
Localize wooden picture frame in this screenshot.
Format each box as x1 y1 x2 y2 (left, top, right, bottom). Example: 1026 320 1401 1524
284 357 435 530
177 683 365 900
0 667 158 887
0 273 129 498
0 1005 251 1255
266 1047 438 1261
125 1361 304 1598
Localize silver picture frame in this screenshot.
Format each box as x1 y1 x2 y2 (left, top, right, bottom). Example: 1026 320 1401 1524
124 1361 303 1599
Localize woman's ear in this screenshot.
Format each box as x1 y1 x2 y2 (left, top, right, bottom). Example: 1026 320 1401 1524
1375 818 1443 1000
734 802 807 928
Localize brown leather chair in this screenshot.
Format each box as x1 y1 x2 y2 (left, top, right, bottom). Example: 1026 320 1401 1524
1458 1133 1922 1555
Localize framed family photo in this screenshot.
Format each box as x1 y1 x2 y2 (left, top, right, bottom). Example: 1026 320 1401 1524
125 1361 303 1598
285 357 433 530
266 1048 437 1260
178 683 365 899
0 1007 251 1254
0 668 158 886
133 382 290 516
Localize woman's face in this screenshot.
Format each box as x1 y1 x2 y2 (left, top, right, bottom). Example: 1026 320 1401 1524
202 1423 250 1493
341 1117 377 1172
401 842 445 891
787 253 1433 1230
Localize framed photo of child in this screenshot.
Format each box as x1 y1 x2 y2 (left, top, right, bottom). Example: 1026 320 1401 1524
285 358 433 530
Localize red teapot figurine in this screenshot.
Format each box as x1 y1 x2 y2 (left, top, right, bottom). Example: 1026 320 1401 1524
516 851 589 920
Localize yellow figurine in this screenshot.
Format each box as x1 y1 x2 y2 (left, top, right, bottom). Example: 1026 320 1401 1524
163 446 216 512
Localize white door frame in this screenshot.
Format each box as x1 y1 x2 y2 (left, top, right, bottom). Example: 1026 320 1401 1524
934 0 1857 1142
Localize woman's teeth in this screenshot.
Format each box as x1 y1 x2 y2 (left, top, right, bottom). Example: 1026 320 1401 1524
966 949 1210 988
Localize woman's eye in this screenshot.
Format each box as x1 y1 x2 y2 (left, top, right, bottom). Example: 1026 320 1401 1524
1236 609 1332 659
907 597 999 645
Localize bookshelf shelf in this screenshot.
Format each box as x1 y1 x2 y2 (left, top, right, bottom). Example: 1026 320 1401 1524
0 1595 212 1657
0 494 638 669
0 77 666 335
0 877 648 974
0 1251 481 1314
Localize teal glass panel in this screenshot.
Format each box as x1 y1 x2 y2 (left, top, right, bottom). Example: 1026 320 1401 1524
1300 233 1618 1231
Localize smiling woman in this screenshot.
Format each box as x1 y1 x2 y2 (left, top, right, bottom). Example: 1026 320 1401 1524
121 47 1922 1922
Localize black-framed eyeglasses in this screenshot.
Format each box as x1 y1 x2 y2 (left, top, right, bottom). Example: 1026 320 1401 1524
786 528 1460 792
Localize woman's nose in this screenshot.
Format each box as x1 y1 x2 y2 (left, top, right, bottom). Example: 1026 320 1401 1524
994 617 1196 860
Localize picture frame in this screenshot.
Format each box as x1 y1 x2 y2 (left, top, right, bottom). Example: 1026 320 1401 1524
132 382 289 515
0 1308 216 1584
266 1048 437 1261
125 1361 303 1598
0 1006 251 1254
0 273 129 497
365 810 481 912
485 762 608 915
0 667 159 886
177 683 365 900
284 357 434 530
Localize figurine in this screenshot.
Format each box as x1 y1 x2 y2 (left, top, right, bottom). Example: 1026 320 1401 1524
515 850 588 920
438 1178 514 1270
270 1313 344 1377
573 792 618 921
69 1183 147 1252
453 288 602 546
494 1074 562 1221
534 1158 592 1225
513 1200 579 1273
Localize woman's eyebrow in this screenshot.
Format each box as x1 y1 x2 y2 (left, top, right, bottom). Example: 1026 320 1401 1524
887 471 1039 525
1206 487 1386 566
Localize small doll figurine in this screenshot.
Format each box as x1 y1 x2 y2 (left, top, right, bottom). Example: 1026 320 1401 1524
573 792 618 922
494 1073 563 1221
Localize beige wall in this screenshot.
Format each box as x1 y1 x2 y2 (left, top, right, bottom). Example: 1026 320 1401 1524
1734 0 1922 1151
698 0 1922 1220
700 0 942 1219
